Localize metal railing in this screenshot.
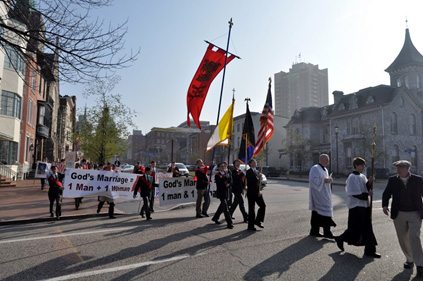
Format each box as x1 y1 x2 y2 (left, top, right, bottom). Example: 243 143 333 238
0 163 17 181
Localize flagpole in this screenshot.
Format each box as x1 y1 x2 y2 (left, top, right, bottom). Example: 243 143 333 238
227 89 235 164
244 98 250 171
209 18 233 176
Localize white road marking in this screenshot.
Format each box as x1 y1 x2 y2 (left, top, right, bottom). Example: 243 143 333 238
41 254 192 281
0 227 136 244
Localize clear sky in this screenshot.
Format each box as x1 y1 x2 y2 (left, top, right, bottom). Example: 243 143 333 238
60 0 423 135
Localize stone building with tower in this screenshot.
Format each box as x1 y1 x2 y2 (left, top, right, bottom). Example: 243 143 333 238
286 27 423 175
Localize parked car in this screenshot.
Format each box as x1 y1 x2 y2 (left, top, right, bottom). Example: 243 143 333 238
231 164 267 187
120 164 135 173
167 162 190 176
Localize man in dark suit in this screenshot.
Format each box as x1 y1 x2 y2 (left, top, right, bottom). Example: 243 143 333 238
382 160 423 277
246 158 266 231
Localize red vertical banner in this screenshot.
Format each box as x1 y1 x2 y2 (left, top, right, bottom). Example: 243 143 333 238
187 44 235 129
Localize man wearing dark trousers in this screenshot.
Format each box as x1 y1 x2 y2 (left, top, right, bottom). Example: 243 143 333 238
149 161 158 213
246 159 266 231
230 159 248 223
47 165 62 220
211 162 233 229
382 160 423 277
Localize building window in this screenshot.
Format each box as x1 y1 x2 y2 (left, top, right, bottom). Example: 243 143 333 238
31 70 37 90
405 75 409 89
410 114 417 135
25 136 30 162
391 112 398 134
28 99 33 125
3 45 25 73
38 105 45 125
0 91 21 119
417 75 421 89
352 117 360 134
392 145 400 163
0 140 18 165
411 146 418 167
397 78 402 87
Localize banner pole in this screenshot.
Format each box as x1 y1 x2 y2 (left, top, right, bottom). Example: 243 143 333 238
209 18 234 176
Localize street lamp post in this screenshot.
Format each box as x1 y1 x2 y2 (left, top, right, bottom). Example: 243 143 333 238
335 126 339 175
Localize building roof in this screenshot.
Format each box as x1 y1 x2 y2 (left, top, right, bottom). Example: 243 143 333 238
385 28 423 72
330 85 396 115
287 107 324 125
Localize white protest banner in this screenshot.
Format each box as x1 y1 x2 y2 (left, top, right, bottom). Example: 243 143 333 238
159 177 198 206
34 161 51 178
63 168 138 199
153 172 172 197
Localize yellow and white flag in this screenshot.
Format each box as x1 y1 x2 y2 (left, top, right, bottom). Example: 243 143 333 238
206 101 234 151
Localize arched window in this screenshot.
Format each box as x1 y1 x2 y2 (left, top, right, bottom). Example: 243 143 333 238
392 145 400 163
391 112 398 134
411 146 418 167
410 114 417 135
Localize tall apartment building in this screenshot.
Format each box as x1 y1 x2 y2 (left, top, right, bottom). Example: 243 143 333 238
274 62 329 119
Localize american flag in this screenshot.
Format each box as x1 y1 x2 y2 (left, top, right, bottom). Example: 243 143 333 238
253 79 274 157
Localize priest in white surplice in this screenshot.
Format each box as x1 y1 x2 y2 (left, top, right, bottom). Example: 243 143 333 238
309 154 336 238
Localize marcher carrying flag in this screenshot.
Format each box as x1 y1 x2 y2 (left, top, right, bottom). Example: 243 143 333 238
206 98 235 151
186 43 236 129
253 78 274 157
238 100 255 163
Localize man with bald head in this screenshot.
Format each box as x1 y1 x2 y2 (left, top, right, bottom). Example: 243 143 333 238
309 154 336 238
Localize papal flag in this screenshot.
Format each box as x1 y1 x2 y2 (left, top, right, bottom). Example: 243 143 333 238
206 99 235 151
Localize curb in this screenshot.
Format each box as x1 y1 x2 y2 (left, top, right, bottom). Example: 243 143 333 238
269 177 345 186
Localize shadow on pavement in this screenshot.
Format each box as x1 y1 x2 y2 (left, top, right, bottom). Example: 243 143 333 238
318 252 374 281
244 236 331 281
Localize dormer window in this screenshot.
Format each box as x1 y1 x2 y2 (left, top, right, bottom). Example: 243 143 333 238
366 96 374 104
396 78 402 87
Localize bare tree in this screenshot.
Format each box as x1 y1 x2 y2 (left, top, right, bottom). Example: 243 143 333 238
0 0 139 82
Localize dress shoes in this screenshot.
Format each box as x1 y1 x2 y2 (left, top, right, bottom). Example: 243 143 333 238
212 218 221 224
247 227 257 231
403 261 414 269
202 213 209 217
335 236 344 252
227 224 234 229
109 216 116 219
195 214 203 218
323 233 335 239
146 217 152 220
364 252 381 259
309 231 324 237
255 222 264 228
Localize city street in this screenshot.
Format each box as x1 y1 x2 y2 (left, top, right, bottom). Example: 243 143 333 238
0 179 420 281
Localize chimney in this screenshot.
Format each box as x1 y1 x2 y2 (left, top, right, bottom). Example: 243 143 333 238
332 91 344 104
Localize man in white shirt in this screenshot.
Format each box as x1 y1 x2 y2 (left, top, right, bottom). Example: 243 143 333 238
309 154 336 238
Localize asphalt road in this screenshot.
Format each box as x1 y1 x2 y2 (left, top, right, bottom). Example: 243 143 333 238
0 180 421 281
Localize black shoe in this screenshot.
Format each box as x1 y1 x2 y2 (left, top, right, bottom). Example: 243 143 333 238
146 217 152 220
364 252 381 258
96 209 100 214
50 212 54 218
248 227 257 231
309 231 324 237
227 224 234 229
212 218 221 224
109 216 116 219
335 236 344 252
196 214 203 218
140 213 145 218
255 222 264 228
403 261 414 269
202 213 209 217
150 209 154 213
323 233 335 239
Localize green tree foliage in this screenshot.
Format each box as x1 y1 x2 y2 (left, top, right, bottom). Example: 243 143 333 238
76 76 135 164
